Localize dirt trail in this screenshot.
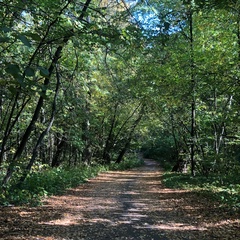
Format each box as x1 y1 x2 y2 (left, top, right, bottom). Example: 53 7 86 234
0 159 239 240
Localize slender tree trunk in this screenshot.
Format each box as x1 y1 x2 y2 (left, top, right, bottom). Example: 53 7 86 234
190 99 196 176
0 94 19 165
82 89 92 164
116 140 131 164
170 113 180 159
102 104 118 163
17 66 61 185
188 3 196 176
2 0 92 185
0 96 30 165
51 135 67 168
115 104 144 163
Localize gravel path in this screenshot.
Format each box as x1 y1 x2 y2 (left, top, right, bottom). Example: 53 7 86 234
0 159 239 239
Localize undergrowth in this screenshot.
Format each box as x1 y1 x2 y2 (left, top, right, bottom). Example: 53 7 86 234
108 157 144 170
0 156 143 206
162 172 240 209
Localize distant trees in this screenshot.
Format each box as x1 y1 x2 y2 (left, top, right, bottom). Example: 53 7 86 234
133 0 240 176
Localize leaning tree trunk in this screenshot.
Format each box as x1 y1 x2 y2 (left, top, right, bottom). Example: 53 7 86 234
17 66 61 185
0 95 30 166
2 0 92 186
102 103 118 164
115 104 145 164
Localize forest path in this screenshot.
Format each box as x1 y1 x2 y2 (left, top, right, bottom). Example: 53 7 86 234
0 159 239 240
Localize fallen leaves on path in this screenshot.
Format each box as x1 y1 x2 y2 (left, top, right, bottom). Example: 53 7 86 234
0 160 239 239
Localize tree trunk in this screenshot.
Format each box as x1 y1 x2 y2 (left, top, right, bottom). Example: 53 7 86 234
116 140 130 164
17 66 61 185
51 135 67 168
82 91 92 164
188 3 196 176
2 0 93 185
102 104 118 163
115 104 145 164
2 45 64 186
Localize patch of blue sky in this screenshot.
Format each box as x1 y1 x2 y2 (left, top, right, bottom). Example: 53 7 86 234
128 0 185 36
134 10 160 31
133 11 182 37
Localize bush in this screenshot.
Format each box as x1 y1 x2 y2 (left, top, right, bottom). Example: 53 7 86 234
108 156 144 170
162 171 240 209
0 164 107 206
0 156 143 206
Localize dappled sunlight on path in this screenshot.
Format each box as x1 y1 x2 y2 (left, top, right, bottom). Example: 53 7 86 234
0 159 239 239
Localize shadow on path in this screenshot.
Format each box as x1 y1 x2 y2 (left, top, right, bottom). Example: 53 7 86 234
0 159 239 239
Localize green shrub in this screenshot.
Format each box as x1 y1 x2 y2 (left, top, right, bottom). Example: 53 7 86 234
162 172 240 209
0 164 107 206
0 156 142 206
109 156 144 170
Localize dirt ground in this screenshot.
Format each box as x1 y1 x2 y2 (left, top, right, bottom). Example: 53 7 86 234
0 159 239 240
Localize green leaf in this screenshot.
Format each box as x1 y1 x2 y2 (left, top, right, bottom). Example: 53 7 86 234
0 37 11 43
5 64 21 77
38 66 49 77
26 33 41 41
25 67 35 76
17 76 25 87
0 79 7 86
18 34 31 47
8 86 17 94
1 26 11 33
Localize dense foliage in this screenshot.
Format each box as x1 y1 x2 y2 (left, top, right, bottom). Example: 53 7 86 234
137 0 240 177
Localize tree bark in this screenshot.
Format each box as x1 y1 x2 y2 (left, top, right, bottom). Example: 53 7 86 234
115 104 144 164
2 0 92 185
51 135 67 168
0 95 30 165
188 3 196 176
102 104 118 163
17 66 61 185
82 88 92 164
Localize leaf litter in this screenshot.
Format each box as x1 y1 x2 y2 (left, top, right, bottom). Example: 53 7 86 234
0 159 239 240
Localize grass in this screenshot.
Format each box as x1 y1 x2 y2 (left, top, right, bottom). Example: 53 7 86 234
0 156 144 206
162 171 240 209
